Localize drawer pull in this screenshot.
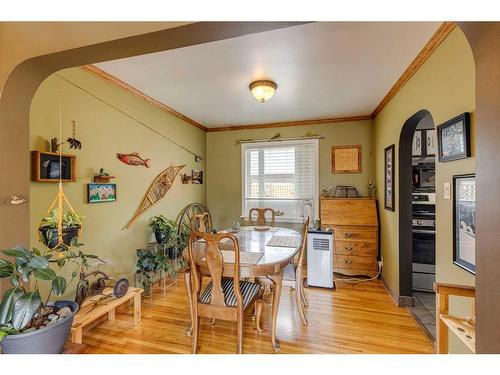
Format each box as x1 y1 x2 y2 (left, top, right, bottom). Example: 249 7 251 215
344 232 353 238
345 246 354 251
344 259 353 265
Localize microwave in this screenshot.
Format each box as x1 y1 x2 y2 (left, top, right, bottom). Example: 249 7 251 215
413 162 435 191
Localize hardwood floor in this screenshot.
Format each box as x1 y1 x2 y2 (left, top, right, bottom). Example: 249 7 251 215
80 276 434 354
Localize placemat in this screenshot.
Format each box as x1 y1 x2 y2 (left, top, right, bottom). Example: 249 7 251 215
266 235 301 248
221 250 263 265
239 226 280 232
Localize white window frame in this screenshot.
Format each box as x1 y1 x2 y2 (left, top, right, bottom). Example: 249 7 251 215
240 138 319 223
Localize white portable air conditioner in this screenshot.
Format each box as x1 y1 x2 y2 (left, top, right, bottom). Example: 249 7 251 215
307 229 334 288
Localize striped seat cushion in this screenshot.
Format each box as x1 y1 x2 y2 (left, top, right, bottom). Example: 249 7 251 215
283 263 297 281
199 278 262 308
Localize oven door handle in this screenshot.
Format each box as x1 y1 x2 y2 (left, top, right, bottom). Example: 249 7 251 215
412 229 436 234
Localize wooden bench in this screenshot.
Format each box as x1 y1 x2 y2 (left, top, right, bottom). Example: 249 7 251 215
70 287 143 344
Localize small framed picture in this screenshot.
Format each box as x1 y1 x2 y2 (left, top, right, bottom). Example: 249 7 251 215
192 170 203 184
437 112 471 162
88 183 117 203
453 174 476 274
331 145 362 173
384 144 395 211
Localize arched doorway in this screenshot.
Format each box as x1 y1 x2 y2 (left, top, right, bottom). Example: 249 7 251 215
398 109 434 298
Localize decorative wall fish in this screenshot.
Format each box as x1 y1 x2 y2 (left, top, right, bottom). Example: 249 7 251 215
124 165 185 229
5 195 28 205
117 152 151 168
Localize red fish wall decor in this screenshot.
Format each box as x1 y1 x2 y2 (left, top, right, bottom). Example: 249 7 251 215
117 152 151 168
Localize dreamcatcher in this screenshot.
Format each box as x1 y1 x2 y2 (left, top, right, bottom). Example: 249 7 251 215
38 79 82 251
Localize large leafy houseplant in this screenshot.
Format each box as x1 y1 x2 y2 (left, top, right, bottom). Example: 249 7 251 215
135 247 168 293
0 244 98 345
148 215 176 246
39 208 84 249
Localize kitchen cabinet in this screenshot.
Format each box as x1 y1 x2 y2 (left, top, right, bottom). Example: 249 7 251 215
412 129 436 157
412 131 423 156
425 129 437 155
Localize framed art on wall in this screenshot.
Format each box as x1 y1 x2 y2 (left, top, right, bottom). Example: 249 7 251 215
384 144 395 211
88 183 117 203
331 145 362 173
453 174 476 274
437 112 471 162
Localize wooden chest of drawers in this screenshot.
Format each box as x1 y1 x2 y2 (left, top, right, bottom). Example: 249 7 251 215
320 198 379 277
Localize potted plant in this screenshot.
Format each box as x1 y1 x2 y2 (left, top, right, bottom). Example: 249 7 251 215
39 209 84 249
135 248 166 293
0 244 98 354
148 215 176 246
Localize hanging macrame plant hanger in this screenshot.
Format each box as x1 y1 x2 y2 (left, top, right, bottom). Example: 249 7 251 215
38 79 82 251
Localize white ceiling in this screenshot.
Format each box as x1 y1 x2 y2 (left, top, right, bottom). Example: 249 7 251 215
95 22 441 128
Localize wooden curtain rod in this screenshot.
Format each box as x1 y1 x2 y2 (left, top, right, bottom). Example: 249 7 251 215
236 135 323 145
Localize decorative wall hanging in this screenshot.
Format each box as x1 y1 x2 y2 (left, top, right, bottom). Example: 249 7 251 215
124 165 185 229
93 168 115 183
331 145 362 173
182 170 203 184
437 112 471 162
384 144 395 211
88 183 117 203
453 174 476 274
4 195 27 205
192 170 203 184
117 152 151 168
50 120 82 152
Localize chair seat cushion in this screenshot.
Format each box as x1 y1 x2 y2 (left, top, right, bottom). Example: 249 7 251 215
283 263 297 281
199 278 262 308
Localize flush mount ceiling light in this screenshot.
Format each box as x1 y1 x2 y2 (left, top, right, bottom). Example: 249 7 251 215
249 80 277 103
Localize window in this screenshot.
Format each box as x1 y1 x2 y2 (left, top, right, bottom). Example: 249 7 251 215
241 139 319 222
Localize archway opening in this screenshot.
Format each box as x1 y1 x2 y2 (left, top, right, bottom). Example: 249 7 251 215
398 109 435 296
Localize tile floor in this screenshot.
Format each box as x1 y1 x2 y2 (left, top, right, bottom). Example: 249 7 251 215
409 291 436 341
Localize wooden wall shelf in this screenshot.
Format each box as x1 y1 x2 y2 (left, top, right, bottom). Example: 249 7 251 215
31 151 76 182
435 282 476 353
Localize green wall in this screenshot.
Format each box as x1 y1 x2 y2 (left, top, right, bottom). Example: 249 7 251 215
29 68 206 293
373 28 475 352
206 120 374 230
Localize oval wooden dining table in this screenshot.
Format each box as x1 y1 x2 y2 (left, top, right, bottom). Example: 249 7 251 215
182 226 302 352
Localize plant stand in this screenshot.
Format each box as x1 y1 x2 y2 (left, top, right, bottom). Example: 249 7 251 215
135 243 181 304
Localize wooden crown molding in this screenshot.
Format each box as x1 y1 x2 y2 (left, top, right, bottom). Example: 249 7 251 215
371 21 457 118
81 65 207 131
84 22 456 133
206 115 373 132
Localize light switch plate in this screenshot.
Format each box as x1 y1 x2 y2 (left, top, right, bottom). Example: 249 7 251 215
444 182 451 199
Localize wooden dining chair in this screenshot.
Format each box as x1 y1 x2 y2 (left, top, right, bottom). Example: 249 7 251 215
256 217 309 325
191 212 212 233
248 208 276 227
187 231 264 354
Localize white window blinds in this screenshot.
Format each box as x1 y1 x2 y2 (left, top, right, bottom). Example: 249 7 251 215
241 139 319 222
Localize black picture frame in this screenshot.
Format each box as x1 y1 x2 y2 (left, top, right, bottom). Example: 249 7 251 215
437 112 471 162
453 174 476 274
87 183 117 203
384 144 395 211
